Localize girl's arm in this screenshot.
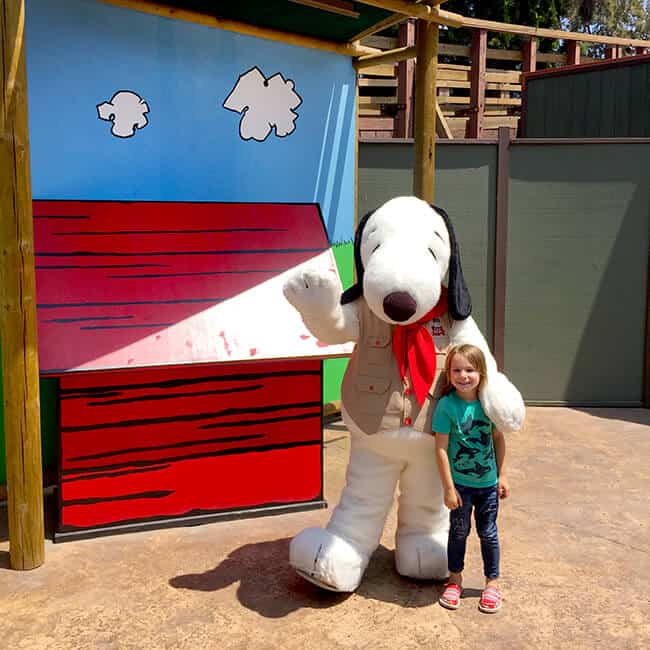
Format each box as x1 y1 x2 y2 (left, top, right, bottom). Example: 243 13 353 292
493 429 510 499
435 433 463 509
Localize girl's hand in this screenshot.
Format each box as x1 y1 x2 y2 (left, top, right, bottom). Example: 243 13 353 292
444 488 462 510
498 475 510 499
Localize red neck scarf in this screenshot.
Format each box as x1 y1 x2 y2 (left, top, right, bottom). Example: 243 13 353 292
392 288 448 406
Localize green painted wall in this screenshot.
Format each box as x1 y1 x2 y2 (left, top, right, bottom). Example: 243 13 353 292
323 240 354 404
525 60 650 137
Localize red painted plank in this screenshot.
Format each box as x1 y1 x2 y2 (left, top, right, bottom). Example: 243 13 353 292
34 201 345 373
61 445 322 528
58 361 323 532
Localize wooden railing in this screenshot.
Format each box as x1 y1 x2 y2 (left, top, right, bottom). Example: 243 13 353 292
358 22 648 140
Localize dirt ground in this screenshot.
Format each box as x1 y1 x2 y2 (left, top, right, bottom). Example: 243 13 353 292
1 407 649 649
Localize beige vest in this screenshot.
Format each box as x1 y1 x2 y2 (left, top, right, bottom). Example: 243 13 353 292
341 299 451 435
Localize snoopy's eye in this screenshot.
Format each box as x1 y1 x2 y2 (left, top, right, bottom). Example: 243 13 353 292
428 248 437 260
372 243 381 254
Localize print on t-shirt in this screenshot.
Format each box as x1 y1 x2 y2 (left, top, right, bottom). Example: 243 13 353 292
453 413 495 480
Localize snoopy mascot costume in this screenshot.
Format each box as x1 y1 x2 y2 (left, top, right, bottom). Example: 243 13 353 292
283 196 525 592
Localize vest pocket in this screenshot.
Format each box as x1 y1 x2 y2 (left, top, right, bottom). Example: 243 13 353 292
354 376 391 414
365 333 391 367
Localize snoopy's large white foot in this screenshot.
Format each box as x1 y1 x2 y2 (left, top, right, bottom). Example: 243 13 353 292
290 527 369 593
394 531 449 581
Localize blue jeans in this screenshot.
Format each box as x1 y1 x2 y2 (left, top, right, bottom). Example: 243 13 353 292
448 484 500 579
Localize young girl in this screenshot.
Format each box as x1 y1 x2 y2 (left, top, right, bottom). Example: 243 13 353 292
432 344 509 613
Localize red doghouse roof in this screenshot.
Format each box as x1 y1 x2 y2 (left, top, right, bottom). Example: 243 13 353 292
34 201 351 374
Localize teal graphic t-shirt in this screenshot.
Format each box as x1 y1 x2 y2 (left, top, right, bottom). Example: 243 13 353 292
432 392 497 488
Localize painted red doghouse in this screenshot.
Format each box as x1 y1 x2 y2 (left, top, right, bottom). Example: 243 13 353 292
34 200 350 541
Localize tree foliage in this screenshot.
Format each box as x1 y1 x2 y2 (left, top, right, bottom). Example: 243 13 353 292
563 1 650 55
441 1 566 51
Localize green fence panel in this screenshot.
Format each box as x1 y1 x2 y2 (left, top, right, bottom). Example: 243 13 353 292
525 60 650 138
506 143 649 404
358 142 497 341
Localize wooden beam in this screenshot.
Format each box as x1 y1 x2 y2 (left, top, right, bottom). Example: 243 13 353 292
443 12 650 47
413 20 439 202
394 19 415 138
567 40 581 66
289 0 360 19
356 39 571 70
355 1 650 47
99 1 378 56
355 44 415 69
353 0 463 27
435 102 453 139
468 28 487 139
0 0 45 570
522 37 537 73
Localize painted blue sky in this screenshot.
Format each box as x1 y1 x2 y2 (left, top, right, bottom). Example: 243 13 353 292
25 0 356 243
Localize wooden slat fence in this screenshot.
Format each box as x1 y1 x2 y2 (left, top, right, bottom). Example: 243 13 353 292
358 25 648 140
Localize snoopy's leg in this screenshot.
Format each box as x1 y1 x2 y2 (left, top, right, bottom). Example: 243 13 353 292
394 449 449 581
290 437 402 592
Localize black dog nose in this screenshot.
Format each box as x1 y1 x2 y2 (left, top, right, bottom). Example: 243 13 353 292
383 291 417 322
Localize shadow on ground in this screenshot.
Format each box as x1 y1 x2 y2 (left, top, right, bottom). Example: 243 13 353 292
169 537 350 617
169 538 450 618
571 407 650 426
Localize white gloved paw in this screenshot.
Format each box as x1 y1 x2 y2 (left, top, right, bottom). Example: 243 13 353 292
283 268 341 318
479 371 525 433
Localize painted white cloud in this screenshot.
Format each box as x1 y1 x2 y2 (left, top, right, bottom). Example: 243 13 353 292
223 67 302 142
97 91 149 138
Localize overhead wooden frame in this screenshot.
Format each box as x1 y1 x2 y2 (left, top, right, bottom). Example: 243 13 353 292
354 0 650 48
99 0 379 56
349 12 406 43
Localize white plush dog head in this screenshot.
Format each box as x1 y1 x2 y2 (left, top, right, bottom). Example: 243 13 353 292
341 196 471 325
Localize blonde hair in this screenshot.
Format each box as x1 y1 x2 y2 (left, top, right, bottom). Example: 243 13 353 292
442 344 488 396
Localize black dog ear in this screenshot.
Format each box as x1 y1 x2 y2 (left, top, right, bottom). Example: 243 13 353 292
432 205 472 320
340 208 375 305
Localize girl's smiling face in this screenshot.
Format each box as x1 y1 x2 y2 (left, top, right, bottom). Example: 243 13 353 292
449 353 481 400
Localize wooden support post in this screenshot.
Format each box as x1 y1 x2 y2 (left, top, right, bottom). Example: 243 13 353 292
493 127 511 369
522 36 537 73
413 19 438 202
394 19 415 138
605 46 619 59
468 28 487 139
567 40 581 66
0 0 45 570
